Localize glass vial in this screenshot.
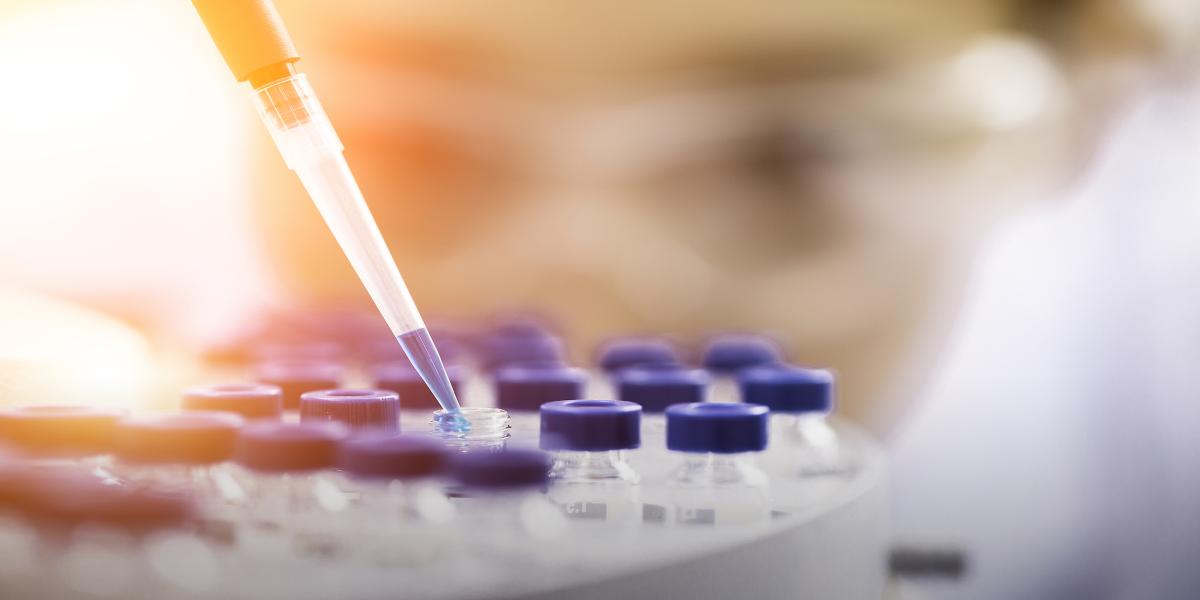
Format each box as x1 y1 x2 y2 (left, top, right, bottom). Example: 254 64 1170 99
540 400 642 525
431 407 511 452
664 402 771 526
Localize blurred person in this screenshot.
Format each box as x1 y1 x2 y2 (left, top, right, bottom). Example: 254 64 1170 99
0 1 1191 599
252 0 1196 435
239 5 1200 599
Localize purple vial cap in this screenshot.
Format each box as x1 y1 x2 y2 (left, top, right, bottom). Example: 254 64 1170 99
452 448 551 490
235 421 349 472
700 334 785 372
596 338 681 372
494 365 587 412
251 340 345 363
479 334 566 371
666 403 769 454
252 360 345 410
299 389 400 433
0 405 127 456
615 368 710 413
339 434 448 480
116 411 244 465
182 383 284 419
739 365 834 414
540 400 641 452
369 362 467 410
487 315 558 340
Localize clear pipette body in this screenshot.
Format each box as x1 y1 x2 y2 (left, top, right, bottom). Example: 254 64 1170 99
252 74 463 417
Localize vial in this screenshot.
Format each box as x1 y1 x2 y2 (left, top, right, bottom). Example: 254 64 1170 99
700 334 784 373
449 448 565 544
2 469 198 599
478 330 565 372
182 384 284 420
540 400 642 525
337 435 454 566
370 362 467 411
739 366 851 478
252 360 345 411
299 389 400 434
232 421 350 557
113 412 245 544
0 406 126 479
250 340 345 363
494 365 586 437
595 337 681 372
665 402 771 526
431 407 511 452
616 367 709 433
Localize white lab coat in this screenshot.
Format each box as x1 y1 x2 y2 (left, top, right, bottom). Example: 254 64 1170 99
890 86 1200 600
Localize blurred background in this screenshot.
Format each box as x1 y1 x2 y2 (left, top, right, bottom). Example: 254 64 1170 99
0 0 1199 598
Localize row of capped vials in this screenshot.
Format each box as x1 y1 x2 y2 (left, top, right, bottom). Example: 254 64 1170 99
0 325 854 598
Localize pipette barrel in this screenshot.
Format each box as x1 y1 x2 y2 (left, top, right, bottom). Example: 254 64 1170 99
250 74 462 414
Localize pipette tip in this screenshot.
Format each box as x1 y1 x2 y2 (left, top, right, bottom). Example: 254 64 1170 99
397 327 464 415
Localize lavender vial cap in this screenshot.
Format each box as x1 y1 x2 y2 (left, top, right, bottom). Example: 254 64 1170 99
339 434 448 480
616 368 710 413
452 448 551 490
182 383 283 419
253 360 345 410
596 338 681 372
739 365 834 414
299 389 400 433
700 334 784 373
494 366 587 412
0 405 127 456
116 411 244 465
234 421 349 473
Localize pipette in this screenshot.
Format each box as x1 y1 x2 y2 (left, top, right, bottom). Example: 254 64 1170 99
192 0 464 422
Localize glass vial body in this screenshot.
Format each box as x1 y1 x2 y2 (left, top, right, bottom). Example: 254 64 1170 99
338 435 456 567
663 402 771 526
667 452 770 526
774 413 852 478
431 407 510 452
547 450 641 524
232 421 350 558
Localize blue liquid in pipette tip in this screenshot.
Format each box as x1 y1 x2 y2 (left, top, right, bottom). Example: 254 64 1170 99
398 328 469 431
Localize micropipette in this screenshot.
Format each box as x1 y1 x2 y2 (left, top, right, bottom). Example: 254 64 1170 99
192 0 464 421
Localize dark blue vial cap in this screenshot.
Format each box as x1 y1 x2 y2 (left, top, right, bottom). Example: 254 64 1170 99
494 366 587 412
487 315 557 340
596 338 681 372
666 403 769 454
253 360 345 410
701 334 784 372
479 334 566 371
251 340 345 363
540 400 641 451
369 362 467 410
339 434 448 480
616 368 710 413
116 411 244 465
235 421 349 472
739 366 834 414
299 389 400 433
182 383 284 419
452 448 551 490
